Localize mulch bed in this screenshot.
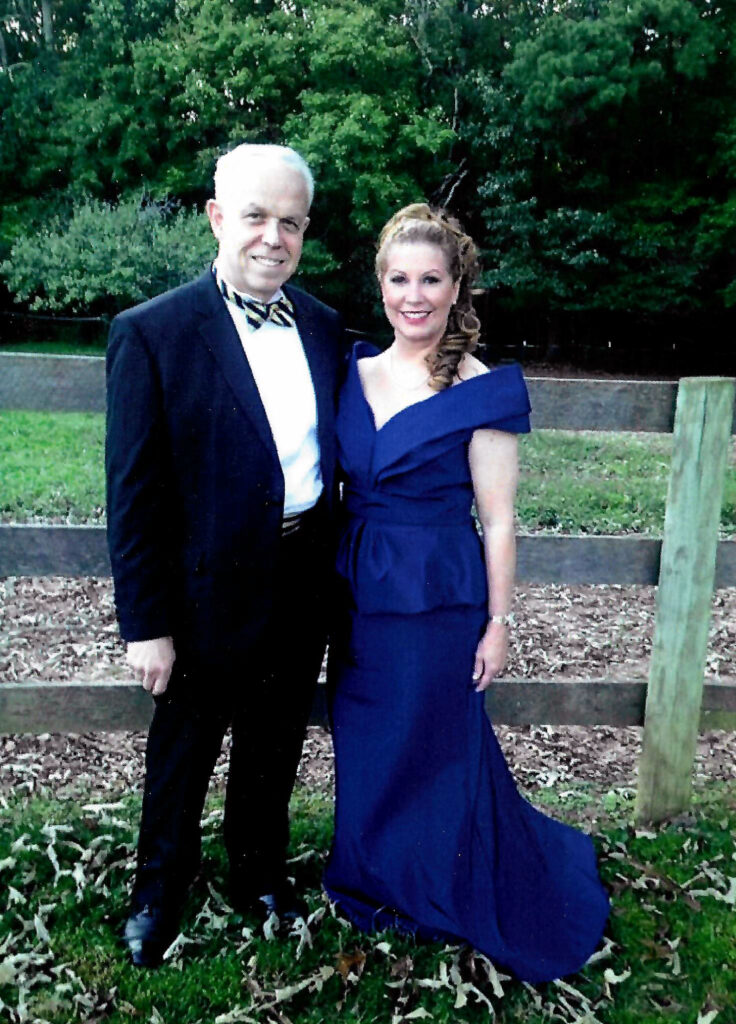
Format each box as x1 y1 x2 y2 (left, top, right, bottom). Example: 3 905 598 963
2 576 735 807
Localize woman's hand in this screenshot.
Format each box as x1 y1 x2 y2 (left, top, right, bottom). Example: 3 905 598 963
472 622 509 692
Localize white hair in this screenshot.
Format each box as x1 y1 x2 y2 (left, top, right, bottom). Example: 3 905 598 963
213 144 314 207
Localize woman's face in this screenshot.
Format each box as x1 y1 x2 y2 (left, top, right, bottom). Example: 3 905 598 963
380 241 460 348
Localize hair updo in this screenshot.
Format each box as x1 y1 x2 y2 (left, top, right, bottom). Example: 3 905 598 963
375 203 481 391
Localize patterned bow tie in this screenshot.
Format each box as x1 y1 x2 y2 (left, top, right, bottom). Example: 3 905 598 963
213 266 296 330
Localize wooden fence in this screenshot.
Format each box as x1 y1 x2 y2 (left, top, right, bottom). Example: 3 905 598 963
1 353 735 823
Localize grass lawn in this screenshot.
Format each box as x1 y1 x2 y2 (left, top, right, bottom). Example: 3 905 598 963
0 782 733 1024
0 341 107 355
0 411 105 523
2 411 735 534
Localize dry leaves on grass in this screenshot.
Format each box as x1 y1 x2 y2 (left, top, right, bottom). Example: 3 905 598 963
0 805 136 1024
2 783 733 1023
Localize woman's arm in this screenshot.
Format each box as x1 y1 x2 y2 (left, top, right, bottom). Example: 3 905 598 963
468 428 520 692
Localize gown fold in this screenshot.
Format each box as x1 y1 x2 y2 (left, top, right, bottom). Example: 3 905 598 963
325 342 609 984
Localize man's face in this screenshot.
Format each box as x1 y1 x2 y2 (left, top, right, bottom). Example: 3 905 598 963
206 159 310 301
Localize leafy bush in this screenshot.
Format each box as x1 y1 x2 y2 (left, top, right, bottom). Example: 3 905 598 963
0 193 215 315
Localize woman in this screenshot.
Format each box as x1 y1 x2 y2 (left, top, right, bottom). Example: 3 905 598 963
323 204 609 984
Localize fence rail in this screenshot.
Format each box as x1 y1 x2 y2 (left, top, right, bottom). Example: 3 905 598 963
2 524 736 587
6 350 736 432
2 678 735 736
1 353 736 822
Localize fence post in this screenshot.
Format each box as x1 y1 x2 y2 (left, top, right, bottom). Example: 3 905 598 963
635 377 735 823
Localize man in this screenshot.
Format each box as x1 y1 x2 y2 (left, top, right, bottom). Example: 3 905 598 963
106 144 345 967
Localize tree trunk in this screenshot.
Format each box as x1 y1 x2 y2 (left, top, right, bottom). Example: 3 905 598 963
0 27 9 71
40 0 53 48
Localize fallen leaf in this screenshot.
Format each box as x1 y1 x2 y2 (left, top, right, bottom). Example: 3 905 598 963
335 950 366 981
273 965 335 1004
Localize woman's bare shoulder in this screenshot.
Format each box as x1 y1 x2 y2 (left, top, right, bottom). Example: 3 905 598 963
357 351 384 379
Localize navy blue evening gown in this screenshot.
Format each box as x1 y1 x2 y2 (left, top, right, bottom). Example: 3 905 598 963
324 342 610 984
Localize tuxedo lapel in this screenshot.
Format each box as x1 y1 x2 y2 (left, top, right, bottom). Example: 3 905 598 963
192 272 280 465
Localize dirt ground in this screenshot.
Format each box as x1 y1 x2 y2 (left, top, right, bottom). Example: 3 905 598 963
2 576 735 805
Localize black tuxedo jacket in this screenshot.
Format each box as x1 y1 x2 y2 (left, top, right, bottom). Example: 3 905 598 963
105 270 345 664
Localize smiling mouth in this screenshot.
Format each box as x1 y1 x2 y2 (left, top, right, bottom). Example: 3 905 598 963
401 310 432 319
252 255 285 267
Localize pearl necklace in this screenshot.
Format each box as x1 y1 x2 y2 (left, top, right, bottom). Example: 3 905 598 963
388 347 430 391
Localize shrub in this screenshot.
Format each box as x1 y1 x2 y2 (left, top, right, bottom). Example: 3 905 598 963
0 193 215 315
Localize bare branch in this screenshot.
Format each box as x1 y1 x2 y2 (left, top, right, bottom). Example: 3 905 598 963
444 168 467 207
407 24 434 75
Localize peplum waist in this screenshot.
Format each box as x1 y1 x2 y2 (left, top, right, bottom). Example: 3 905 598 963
337 488 487 615
345 485 471 526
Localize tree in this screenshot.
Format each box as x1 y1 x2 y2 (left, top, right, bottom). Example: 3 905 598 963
473 0 736 326
0 0 89 66
1 0 457 320
2 0 735 347
0 194 214 314
283 0 455 311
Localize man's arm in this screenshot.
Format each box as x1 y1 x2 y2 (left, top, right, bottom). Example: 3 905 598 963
106 316 176 688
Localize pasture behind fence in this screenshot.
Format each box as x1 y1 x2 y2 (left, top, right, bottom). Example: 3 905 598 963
1 353 735 822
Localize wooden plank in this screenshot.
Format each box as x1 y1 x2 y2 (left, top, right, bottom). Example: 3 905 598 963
0 682 155 733
519 534 736 587
525 377 679 432
636 378 736 823
3 524 735 587
3 678 736 734
516 534 662 584
0 353 106 412
487 678 736 729
485 680 647 726
0 524 110 576
5 353 736 433
715 539 736 589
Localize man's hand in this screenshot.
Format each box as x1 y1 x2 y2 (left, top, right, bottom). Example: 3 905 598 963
126 637 176 696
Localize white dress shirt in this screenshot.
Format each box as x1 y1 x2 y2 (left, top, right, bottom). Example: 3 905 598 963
218 275 323 516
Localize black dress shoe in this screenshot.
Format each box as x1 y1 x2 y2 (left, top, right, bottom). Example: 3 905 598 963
123 904 180 968
235 883 307 924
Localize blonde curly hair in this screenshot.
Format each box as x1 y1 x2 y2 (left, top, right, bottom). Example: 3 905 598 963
375 203 481 391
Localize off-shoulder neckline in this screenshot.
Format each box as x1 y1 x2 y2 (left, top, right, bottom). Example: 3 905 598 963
352 340 501 434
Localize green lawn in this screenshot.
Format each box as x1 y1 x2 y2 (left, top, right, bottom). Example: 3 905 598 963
0 783 733 1024
0 341 107 355
0 411 105 523
1 410 735 534
519 430 734 536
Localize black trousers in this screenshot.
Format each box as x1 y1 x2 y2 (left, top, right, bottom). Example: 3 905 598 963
131 507 330 912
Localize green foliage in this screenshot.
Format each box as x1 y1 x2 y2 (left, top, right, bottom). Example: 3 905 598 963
473 0 736 317
0 194 214 314
0 0 456 318
1 0 736 332
285 0 455 308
